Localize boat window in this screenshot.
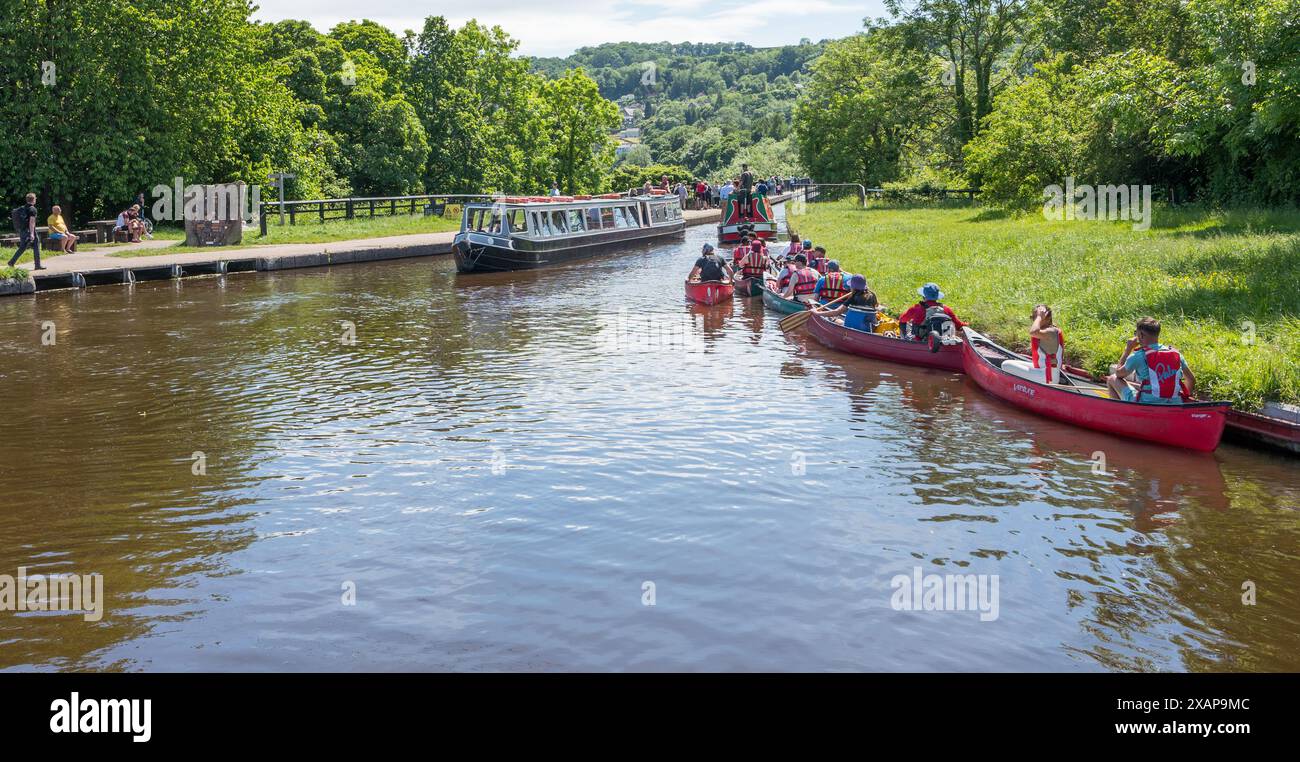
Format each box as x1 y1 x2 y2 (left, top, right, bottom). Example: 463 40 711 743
466 207 487 232
567 210 585 232
586 208 602 229
624 205 641 226
649 203 667 224
601 207 616 228
551 210 568 234
487 210 503 234
612 207 628 228
537 212 554 236
506 208 526 233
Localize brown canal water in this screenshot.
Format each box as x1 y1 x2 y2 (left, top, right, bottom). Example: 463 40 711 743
1 215 1299 672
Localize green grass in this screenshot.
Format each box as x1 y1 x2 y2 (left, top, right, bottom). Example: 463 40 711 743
0 265 29 281
789 200 1300 409
107 212 461 257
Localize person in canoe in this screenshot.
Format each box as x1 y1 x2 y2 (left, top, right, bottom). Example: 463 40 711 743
813 261 851 304
738 239 768 282
899 283 966 342
805 245 830 274
812 275 879 325
785 233 803 259
1106 317 1196 404
1029 304 1066 383
778 254 819 304
732 235 753 270
690 242 733 283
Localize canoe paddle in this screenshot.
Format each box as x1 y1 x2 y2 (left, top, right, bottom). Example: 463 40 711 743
778 292 854 332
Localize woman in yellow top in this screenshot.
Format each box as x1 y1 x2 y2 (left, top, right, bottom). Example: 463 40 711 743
46 205 78 253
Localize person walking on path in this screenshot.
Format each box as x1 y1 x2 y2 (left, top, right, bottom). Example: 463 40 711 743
9 193 45 269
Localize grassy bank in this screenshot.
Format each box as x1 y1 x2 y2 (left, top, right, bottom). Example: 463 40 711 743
108 211 462 257
788 201 1300 409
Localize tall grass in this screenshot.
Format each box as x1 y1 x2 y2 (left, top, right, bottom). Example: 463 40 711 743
789 201 1300 408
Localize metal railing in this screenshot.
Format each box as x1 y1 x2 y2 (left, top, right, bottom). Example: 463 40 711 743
258 194 498 236
787 183 978 208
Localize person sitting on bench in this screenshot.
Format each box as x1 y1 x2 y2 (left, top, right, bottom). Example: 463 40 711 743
47 205 78 253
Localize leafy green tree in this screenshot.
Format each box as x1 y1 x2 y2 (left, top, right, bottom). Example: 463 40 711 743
793 31 939 186
885 0 1031 145
543 70 620 194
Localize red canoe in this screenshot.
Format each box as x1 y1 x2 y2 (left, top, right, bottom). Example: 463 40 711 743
1224 407 1300 454
684 279 735 305
807 313 965 372
961 328 1230 452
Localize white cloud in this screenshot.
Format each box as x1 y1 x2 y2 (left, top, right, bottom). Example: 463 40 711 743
252 0 885 57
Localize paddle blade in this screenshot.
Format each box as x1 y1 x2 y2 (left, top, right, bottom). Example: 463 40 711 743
779 309 812 332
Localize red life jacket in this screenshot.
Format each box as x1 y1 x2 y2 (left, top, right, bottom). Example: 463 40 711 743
777 266 795 290
741 248 767 278
819 272 849 302
1135 345 1187 401
1030 332 1065 384
792 268 818 296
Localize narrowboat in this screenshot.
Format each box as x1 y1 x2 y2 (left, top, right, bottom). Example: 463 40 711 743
717 194 778 244
453 192 685 273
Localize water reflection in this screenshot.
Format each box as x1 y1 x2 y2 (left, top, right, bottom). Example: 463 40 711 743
1 210 1298 672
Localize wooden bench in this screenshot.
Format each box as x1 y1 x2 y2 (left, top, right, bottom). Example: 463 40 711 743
2 226 97 249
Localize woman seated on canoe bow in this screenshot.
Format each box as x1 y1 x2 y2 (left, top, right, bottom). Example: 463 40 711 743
1106 317 1196 404
813 275 879 326
690 243 733 283
1029 304 1065 383
778 254 819 303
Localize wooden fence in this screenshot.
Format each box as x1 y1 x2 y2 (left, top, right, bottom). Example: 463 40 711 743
258 194 497 236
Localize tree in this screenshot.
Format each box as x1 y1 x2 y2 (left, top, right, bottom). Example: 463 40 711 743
793 31 940 186
542 70 620 194
884 0 1031 145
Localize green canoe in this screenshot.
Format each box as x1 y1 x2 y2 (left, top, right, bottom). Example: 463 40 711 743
761 279 810 315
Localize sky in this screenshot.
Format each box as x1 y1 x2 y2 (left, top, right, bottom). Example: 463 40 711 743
252 0 890 57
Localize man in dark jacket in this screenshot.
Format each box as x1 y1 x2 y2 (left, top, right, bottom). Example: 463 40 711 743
9 193 44 269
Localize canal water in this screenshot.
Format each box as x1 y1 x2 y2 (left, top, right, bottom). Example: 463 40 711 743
2 212 1298 672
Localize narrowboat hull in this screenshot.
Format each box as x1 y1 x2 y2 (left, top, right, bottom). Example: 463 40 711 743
961 329 1230 452
454 223 685 273
684 279 735 305
718 196 779 244
808 313 965 372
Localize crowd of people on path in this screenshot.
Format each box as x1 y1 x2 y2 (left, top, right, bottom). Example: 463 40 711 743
650 170 794 212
